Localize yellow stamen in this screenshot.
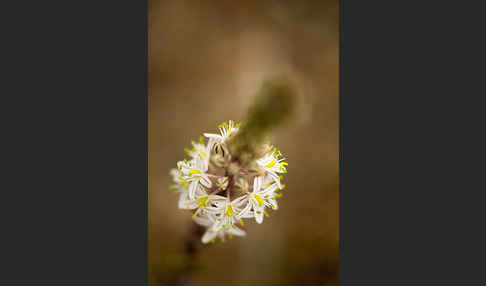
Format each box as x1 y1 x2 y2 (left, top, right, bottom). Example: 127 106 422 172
265 160 276 168
226 205 233 217
254 194 264 206
189 170 201 175
197 196 208 207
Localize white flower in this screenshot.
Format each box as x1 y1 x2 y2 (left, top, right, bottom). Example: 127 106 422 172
177 157 212 200
211 196 247 232
169 168 189 192
185 136 212 170
203 120 240 144
178 185 226 217
238 176 280 224
256 147 288 189
193 214 246 243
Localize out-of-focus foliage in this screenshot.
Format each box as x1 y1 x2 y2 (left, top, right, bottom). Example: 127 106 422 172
149 0 338 285
229 77 297 161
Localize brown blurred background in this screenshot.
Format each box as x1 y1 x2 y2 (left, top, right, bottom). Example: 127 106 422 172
149 1 338 285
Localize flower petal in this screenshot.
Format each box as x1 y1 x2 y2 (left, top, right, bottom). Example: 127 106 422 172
212 218 224 232
271 198 279 210
254 204 264 224
236 201 252 219
262 183 279 195
239 210 254 219
253 176 263 192
192 216 212 227
267 171 282 189
188 181 198 200
202 229 218 244
200 175 212 188
228 226 246 236
208 194 227 202
203 133 223 140
178 192 190 209
231 194 248 207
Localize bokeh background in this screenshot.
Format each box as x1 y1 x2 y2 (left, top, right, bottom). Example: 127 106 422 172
149 1 338 285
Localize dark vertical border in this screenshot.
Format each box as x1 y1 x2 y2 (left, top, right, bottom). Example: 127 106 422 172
340 0 484 285
2 0 148 285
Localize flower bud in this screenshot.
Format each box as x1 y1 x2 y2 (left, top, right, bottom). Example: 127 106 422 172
216 176 229 191
227 162 240 176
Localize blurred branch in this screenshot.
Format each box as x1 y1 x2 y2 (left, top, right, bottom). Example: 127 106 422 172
168 224 205 286
228 76 297 164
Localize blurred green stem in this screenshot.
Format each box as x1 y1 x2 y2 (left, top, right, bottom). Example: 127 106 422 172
228 76 297 164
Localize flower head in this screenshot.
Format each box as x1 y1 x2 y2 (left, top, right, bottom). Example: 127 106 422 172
177 156 212 200
204 120 240 144
185 136 212 169
256 147 288 189
193 214 246 243
237 176 280 224
178 184 226 217
210 196 248 232
169 168 188 192
169 120 287 243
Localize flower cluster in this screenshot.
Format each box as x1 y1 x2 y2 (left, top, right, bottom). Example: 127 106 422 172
169 120 287 243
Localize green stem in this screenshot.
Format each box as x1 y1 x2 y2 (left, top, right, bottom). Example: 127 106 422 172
228 76 297 163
